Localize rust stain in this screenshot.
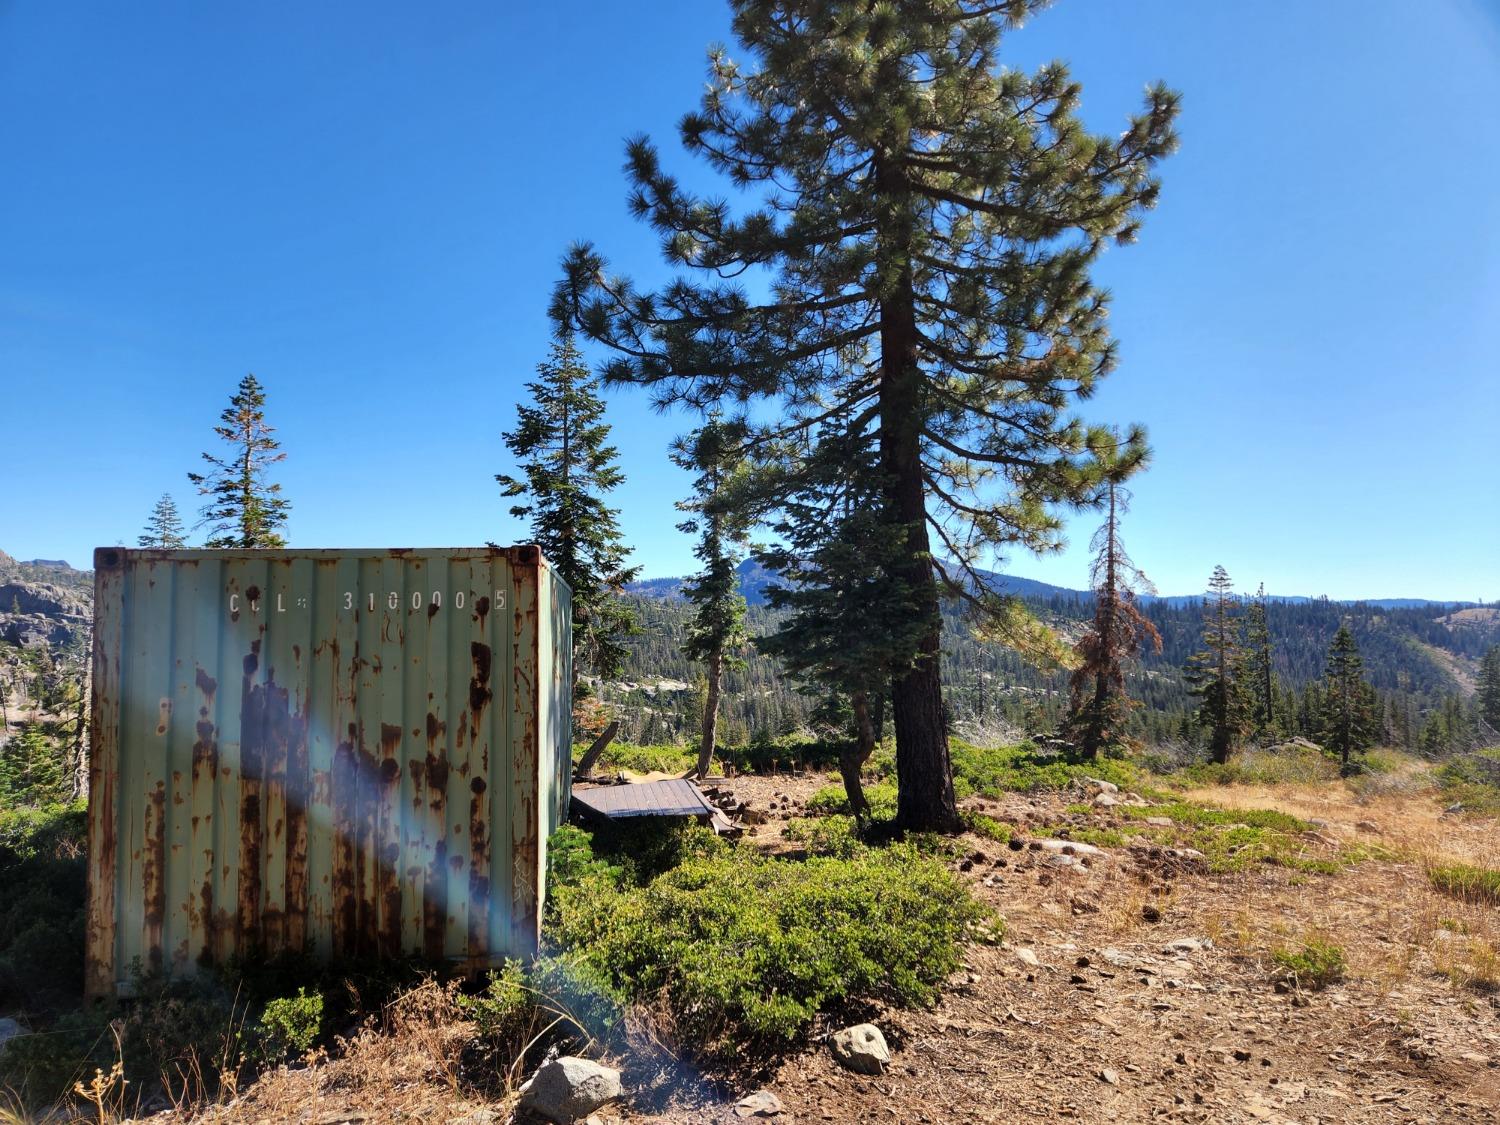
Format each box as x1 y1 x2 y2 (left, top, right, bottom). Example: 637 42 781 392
378 722 403 958
332 721 359 958
469 643 491 739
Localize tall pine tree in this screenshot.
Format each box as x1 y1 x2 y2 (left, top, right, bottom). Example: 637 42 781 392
1239 583 1278 745
138 493 188 548
1320 624 1378 769
188 374 291 548
1062 475 1160 760
1478 645 1500 737
553 0 1179 830
672 417 751 778
498 334 640 698
1185 565 1249 765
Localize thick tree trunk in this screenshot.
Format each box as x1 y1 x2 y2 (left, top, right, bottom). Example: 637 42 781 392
696 650 722 779
874 165 959 831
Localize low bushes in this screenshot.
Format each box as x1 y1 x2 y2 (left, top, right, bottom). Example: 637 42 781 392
546 825 988 1055
0 801 88 1014
1428 862 1500 905
949 739 1139 797
1270 939 1346 990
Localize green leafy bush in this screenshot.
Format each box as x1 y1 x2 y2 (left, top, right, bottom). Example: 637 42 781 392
805 782 897 819
949 740 1139 796
0 801 87 1012
255 987 324 1063
1119 802 1308 833
1428 863 1500 905
548 843 987 1053
1271 939 1346 989
458 960 533 1041
782 814 865 858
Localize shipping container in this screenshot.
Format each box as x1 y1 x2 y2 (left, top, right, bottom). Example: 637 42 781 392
84 546 571 999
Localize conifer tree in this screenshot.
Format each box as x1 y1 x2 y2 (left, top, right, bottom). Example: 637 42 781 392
553 0 1179 830
1062 476 1160 760
1479 645 1500 735
498 335 640 697
756 416 928 817
1185 565 1250 764
138 493 188 549
1319 624 1378 769
188 374 290 548
672 417 751 778
1239 583 1278 745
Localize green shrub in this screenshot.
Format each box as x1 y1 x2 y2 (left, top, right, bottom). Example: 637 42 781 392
1270 939 1346 989
960 810 1012 843
805 782 898 819
255 987 323 1063
0 1006 116 1108
1119 801 1308 833
949 740 1139 796
1428 863 1500 905
548 843 988 1054
0 801 87 1012
119 975 246 1100
578 741 697 775
783 815 866 858
459 960 533 1042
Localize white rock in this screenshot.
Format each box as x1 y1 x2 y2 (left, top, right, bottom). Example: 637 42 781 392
1162 937 1212 956
735 1090 784 1117
1145 816 1174 828
518 1057 623 1123
1034 838 1104 858
830 1023 890 1075
1093 792 1120 808
1087 778 1119 794
1014 947 1042 969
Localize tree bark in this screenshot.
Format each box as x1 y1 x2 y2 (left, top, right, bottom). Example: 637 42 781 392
696 650 722 779
574 719 619 777
876 152 959 832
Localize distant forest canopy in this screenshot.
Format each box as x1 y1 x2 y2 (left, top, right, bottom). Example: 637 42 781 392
605 571 1499 756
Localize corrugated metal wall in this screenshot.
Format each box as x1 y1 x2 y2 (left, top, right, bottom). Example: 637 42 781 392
85 547 571 998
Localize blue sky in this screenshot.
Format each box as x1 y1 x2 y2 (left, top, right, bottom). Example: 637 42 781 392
1 0 1496 601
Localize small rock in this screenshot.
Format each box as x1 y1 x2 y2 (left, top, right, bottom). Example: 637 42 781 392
1087 779 1120 794
829 1023 890 1075
518 1057 623 1123
1144 817 1174 828
1093 792 1120 808
1014 947 1042 969
1100 1068 1119 1085
1162 938 1211 956
735 1090 784 1118
1356 820 1382 835
1141 904 1162 924
1034 838 1104 858
741 808 769 825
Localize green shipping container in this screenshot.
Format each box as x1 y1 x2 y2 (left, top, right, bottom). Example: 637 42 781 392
85 546 571 998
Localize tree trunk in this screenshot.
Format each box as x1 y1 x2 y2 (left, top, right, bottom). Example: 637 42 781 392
574 719 619 777
696 650 722 779
875 157 959 832
840 690 878 818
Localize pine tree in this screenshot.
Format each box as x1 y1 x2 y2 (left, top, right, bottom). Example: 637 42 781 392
672 417 751 778
0 723 67 806
1185 565 1250 765
1478 645 1500 736
1062 477 1161 760
138 493 188 548
1320 624 1378 769
1239 583 1278 745
498 335 640 697
756 418 929 818
553 1 1179 830
188 374 291 548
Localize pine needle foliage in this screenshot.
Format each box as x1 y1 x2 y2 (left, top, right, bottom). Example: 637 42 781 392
498 335 640 695
1186 565 1252 765
1479 645 1500 736
138 493 188 549
188 374 291 549
672 417 752 777
552 0 1179 829
1319 624 1378 769
1239 583 1279 745
1062 477 1160 761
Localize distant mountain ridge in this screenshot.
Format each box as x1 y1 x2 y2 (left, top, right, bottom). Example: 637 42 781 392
626 557 1479 611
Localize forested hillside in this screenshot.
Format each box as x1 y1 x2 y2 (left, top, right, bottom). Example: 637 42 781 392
607 569 1499 755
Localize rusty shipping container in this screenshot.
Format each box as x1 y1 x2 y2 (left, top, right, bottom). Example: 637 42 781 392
85 546 571 998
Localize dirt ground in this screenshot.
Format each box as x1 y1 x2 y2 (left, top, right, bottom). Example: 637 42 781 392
185 769 1500 1125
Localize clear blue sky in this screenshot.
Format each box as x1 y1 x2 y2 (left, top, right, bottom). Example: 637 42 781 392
2 1 1496 601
